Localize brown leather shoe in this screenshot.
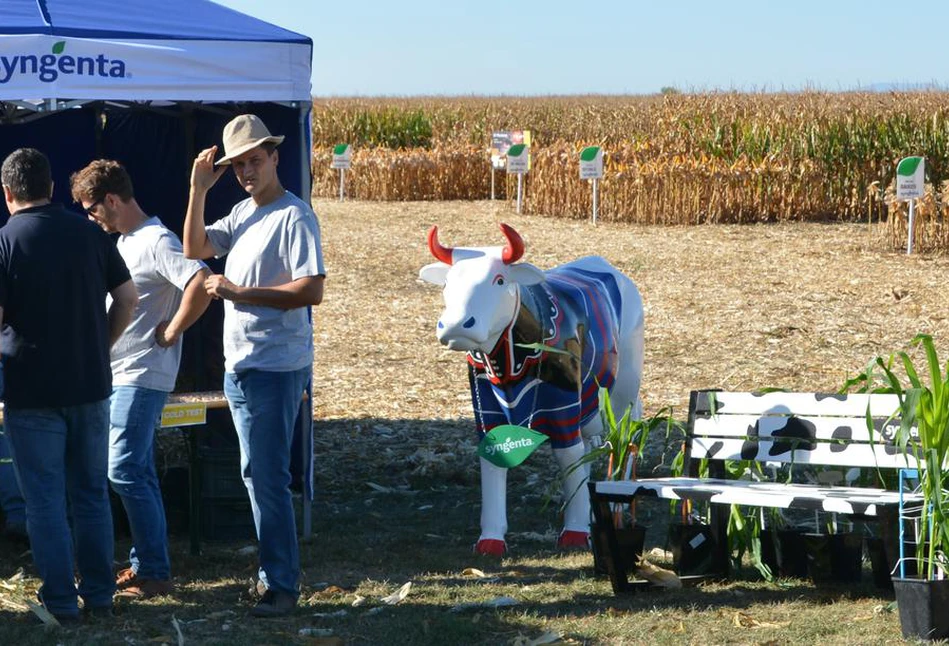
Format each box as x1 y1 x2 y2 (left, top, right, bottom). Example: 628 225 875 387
116 578 175 599
115 567 138 589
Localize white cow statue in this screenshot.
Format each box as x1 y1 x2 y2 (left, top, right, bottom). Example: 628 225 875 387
419 223 644 555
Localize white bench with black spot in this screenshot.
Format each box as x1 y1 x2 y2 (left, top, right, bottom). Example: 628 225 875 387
589 390 922 593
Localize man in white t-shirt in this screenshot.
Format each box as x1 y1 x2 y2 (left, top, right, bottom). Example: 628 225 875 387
183 114 325 618
71 160 211 599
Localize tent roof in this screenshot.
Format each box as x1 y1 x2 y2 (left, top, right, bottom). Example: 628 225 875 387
4 0 309 43
0 0 312 103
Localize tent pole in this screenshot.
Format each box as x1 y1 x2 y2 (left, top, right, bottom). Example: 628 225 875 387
299 100 314 539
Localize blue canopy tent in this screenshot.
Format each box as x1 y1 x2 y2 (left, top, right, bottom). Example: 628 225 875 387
0 0 316 546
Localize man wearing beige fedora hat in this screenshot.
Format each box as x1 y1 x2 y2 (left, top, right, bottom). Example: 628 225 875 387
183 114 325 618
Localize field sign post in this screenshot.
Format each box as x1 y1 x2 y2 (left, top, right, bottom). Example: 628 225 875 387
896 156 924 254
331 144 352 202
579 146 604 224
506 143 529 214
490 131 530 201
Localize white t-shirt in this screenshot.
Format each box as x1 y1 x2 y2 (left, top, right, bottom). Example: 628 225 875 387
111 217 207 391
206 191 325 373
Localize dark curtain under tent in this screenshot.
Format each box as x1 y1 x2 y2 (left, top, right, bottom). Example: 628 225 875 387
0 0 316 535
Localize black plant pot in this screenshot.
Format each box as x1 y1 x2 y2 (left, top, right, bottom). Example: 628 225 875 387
803 532 863 584
668 523 725 577
878 504 921 578
866 537 893 590
592 524 647 578
760 529 809 579
893 577 949 640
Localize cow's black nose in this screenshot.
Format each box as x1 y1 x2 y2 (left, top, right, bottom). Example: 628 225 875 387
463 316 476 329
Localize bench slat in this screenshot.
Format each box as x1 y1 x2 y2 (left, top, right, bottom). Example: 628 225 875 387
692 414 901 444
690 436 919 469
693 391 902 418
594 478 921 516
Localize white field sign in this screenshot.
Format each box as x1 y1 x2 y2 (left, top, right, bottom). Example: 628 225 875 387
580 146 604 225
507 144 529 214
331 144 352 170
897 156 924 254
579 146 603 180
332 144 352 202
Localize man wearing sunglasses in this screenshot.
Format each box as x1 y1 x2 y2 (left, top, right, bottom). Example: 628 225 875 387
71 159 211 600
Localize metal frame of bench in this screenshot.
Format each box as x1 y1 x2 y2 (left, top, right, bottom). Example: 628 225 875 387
590 389 923 593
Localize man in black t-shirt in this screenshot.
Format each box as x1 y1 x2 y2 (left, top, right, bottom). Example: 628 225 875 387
0 148 137 623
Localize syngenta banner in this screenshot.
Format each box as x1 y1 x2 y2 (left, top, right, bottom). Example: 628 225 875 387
0 40 126 84
0 35 311 102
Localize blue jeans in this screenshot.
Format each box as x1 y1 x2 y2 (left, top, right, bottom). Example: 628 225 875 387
224 367 309 596
4 400 114 616
0 426 26 527
109 386 170 580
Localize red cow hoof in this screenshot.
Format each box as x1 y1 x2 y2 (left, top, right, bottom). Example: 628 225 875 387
558 530 590 549
475 539 507 556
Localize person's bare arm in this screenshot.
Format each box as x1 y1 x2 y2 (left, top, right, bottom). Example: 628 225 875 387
156 268 213 347
204 274 323 310
108 279 138 347
184 146 226 260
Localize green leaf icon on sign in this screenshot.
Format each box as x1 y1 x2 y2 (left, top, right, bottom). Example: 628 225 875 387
507 143 526 157
580 147 600 162
52 41 66 55
333 144 349 155
478 425 548 468
897 156 923 176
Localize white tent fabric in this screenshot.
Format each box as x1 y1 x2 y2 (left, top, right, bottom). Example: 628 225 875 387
0 0 312 102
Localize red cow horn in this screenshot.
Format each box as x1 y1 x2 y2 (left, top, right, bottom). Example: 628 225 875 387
499 223 524 264
427 226 454 265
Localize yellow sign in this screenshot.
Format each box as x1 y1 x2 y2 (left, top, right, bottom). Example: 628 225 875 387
160 403 208 428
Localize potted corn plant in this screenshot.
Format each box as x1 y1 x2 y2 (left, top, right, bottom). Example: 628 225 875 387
855 334 949 640
566 387 674 579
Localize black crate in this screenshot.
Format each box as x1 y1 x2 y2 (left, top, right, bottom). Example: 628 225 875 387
200 496 255 542
199 448 246 500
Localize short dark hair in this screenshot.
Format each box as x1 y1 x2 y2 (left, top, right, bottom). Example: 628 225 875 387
69 159 135 206
1 148 52 202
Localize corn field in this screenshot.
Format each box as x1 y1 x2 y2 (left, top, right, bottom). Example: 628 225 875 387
311 93 949 252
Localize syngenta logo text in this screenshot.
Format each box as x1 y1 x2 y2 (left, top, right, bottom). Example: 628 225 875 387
483 437 536 456
0 41 127 84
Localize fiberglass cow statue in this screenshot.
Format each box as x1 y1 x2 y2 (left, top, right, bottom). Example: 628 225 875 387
419 223 644 555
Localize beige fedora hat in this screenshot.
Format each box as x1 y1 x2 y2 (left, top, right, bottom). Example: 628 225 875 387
215 114 285 166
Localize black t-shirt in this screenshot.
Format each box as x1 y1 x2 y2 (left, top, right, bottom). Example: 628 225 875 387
0 203 131 409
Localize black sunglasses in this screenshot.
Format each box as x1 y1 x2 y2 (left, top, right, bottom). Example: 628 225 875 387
84 199 102 215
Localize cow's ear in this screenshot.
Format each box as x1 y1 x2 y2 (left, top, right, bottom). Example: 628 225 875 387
419 262 450 285
508 263 545 286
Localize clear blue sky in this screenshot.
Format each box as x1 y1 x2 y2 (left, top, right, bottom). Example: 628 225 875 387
215 0 948 96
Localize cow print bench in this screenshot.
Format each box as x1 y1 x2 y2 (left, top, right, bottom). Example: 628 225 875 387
589 389 922 593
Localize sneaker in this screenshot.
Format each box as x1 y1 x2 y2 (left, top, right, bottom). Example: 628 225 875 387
115 567 138 589
250 590 297 618
116 578 175 599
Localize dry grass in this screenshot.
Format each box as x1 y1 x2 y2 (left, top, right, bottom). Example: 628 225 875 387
4 198 949 645
314 198 949 424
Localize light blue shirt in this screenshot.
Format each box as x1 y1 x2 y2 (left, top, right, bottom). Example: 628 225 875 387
206 191 325 373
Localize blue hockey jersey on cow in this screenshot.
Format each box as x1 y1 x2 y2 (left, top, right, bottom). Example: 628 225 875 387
467 266 622 448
